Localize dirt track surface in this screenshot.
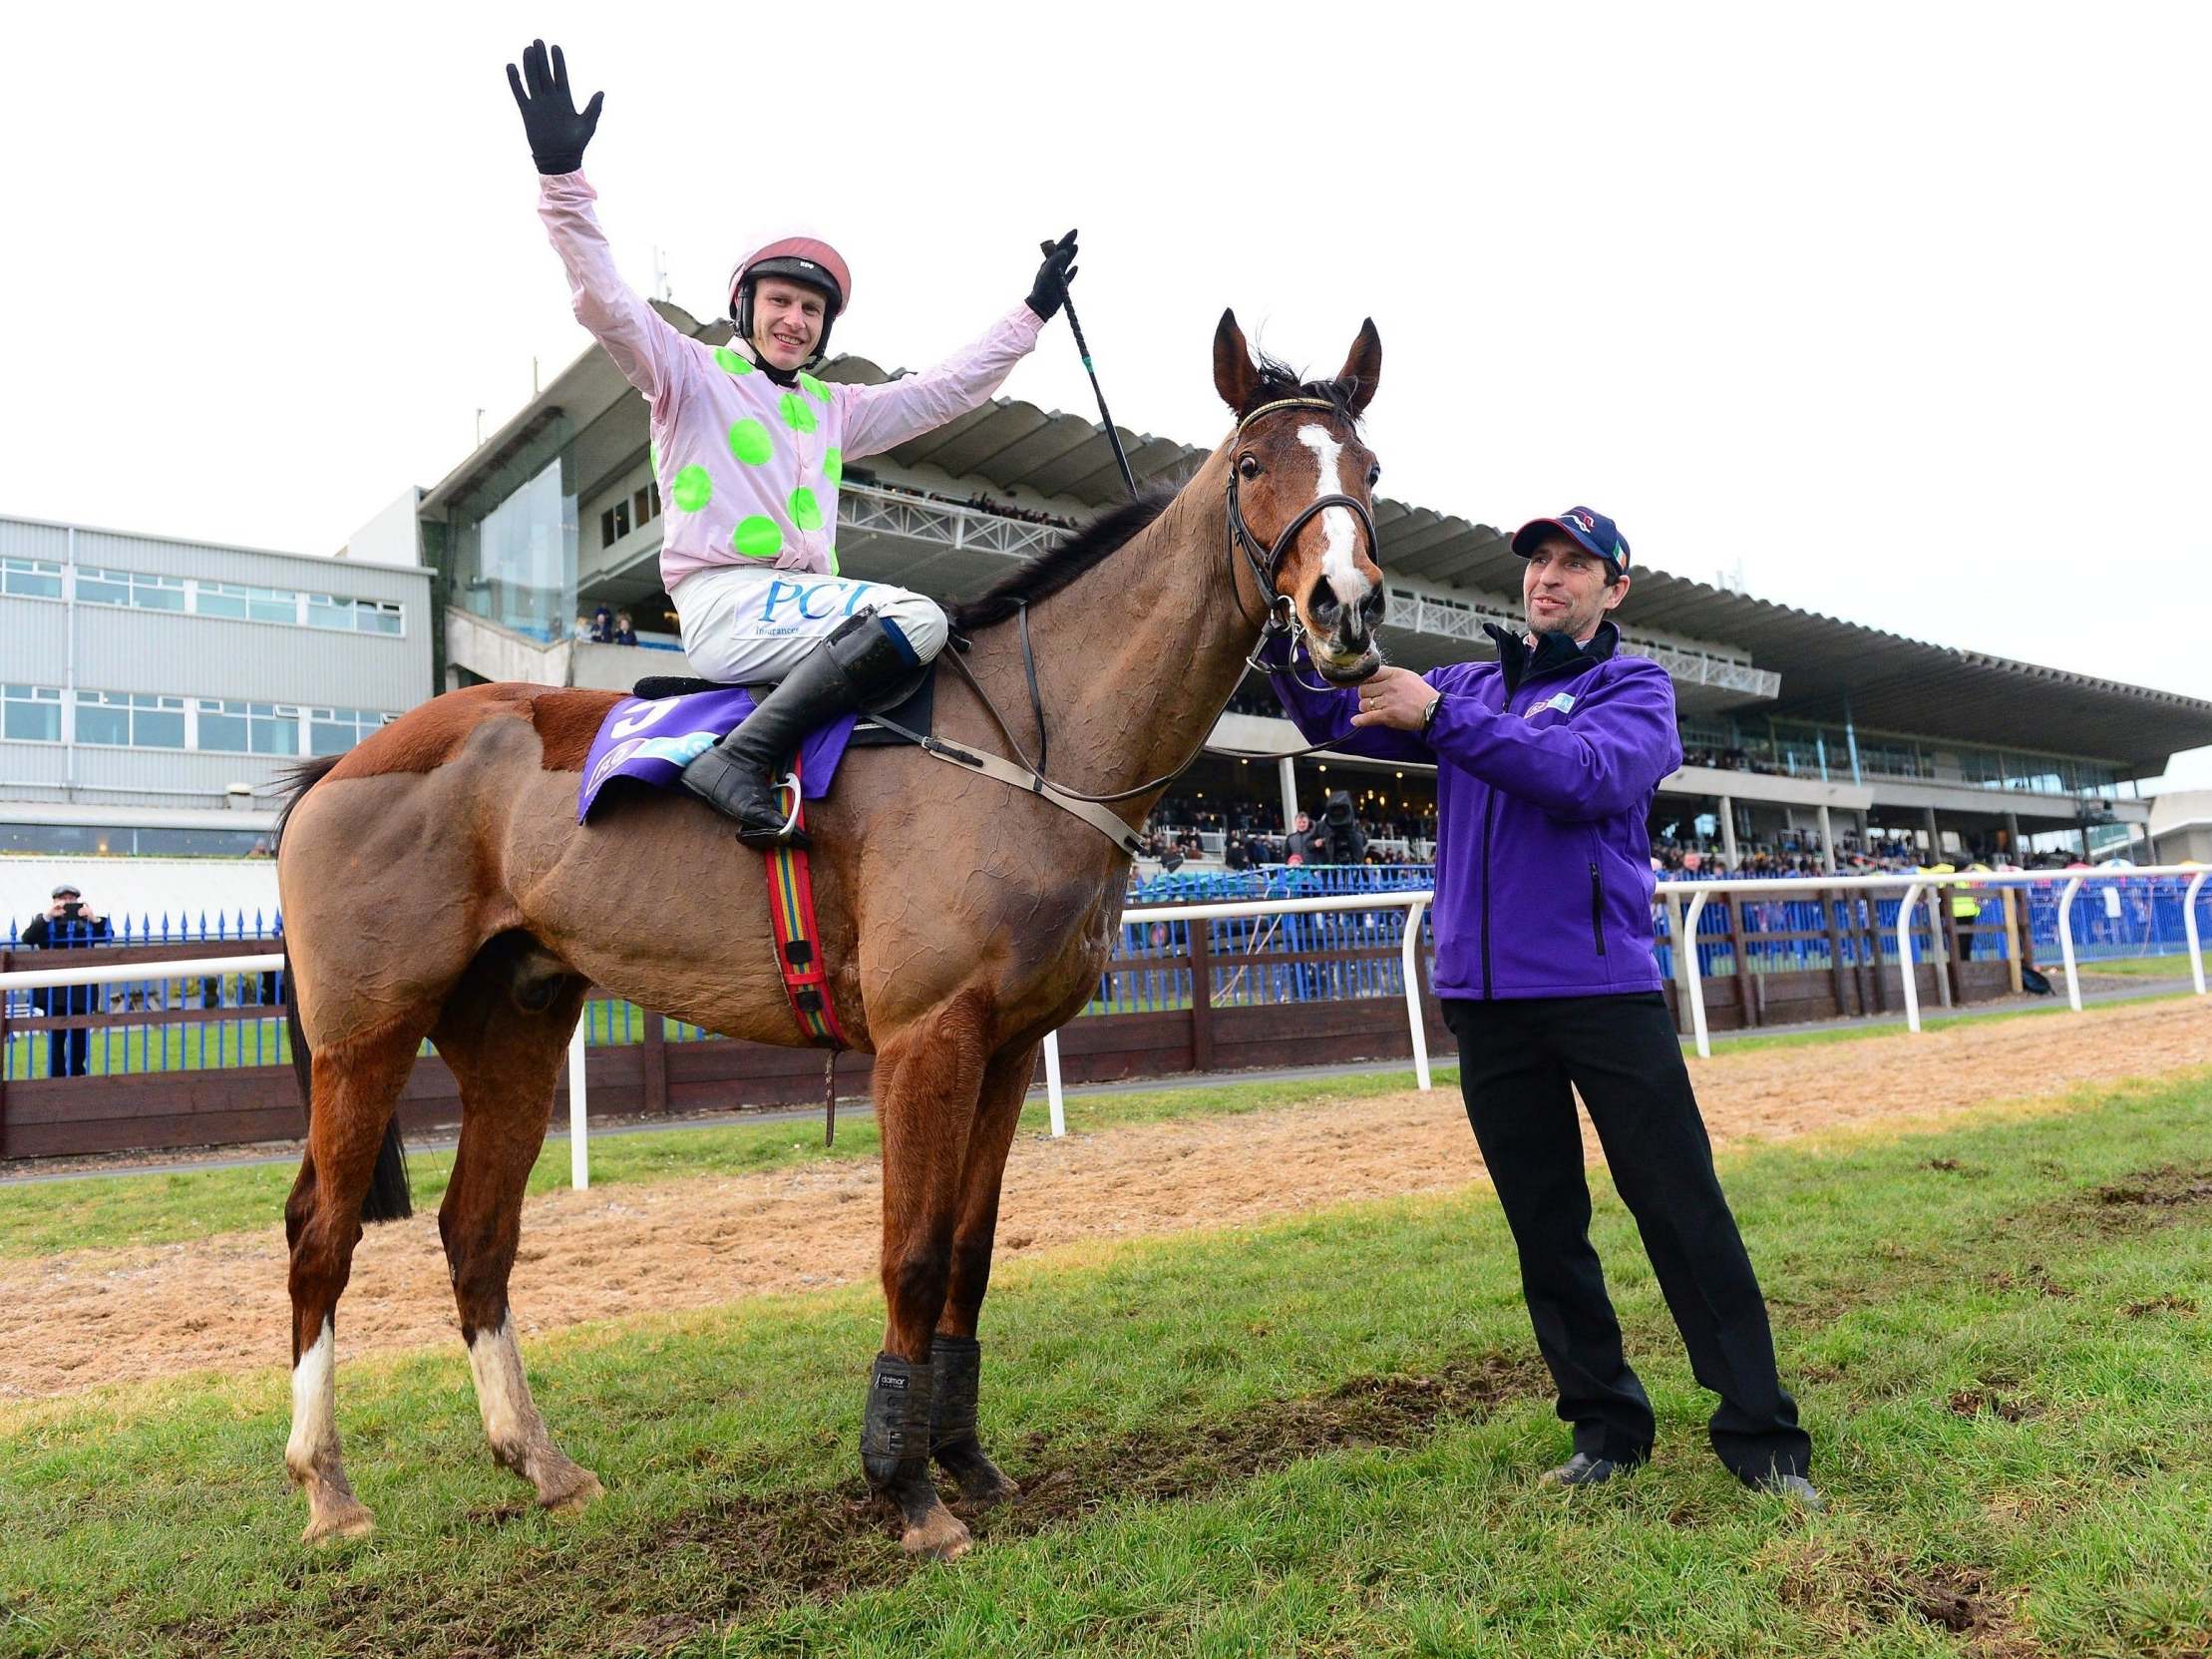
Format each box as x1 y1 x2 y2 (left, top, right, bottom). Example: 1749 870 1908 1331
5 998 2207 1400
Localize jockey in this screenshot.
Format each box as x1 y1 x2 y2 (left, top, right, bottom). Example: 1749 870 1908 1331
508 40 1078 847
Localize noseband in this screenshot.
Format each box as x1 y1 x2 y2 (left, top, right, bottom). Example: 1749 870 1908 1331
1224 395 1381 653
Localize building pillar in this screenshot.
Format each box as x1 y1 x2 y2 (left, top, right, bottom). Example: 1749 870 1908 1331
1278 755 1299 836
1923 806 1941 860
1718 794 1739 869
2005 810 2022 860
1817 803 1836 873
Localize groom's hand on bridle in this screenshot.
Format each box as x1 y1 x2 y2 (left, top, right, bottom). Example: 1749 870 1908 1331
507 39 603 175
1348 666 1433 732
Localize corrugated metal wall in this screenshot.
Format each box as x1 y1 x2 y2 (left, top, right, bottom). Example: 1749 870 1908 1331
1 515 434 810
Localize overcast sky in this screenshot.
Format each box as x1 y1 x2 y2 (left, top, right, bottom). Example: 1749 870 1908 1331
7 2 2208 786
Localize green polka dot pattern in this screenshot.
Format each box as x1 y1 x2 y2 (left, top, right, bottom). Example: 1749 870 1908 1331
797 371 830 404
733 516 782 560
789 487 823 532
823 447 844 487
726 417 774 466
713 346 755 376
780 392 818 434
671 466 712 513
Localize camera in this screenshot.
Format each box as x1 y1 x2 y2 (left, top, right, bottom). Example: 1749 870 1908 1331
61 901 85 918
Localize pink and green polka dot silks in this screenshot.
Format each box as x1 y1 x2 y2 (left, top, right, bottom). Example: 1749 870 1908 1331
540 172 1042 593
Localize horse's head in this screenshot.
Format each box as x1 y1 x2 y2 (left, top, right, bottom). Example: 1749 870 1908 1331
1214 310 1385 684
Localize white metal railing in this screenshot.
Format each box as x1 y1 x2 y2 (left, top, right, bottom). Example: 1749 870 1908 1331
837 483 1063 562
1381 592 1780 699
1661 865 2208 1056
5 865 2201 1188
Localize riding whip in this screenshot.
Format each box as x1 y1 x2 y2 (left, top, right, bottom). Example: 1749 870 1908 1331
1040 238 1139 500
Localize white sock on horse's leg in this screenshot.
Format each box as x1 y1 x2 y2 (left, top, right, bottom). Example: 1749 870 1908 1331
466 1313 602 1512
286 1318 374 1543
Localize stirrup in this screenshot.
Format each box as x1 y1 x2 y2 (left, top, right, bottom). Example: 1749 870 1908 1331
772 772 802 841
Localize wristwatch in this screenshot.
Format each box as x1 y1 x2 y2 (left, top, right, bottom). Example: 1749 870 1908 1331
1421 693 1443 735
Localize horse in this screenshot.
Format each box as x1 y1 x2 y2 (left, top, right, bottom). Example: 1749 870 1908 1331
274 309 1386 1559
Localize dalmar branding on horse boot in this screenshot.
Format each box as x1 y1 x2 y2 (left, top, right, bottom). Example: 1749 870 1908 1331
861 1352 936 1517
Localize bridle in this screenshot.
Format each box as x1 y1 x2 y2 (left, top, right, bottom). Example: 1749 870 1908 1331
899 394 1381 825
1224 396 1381 674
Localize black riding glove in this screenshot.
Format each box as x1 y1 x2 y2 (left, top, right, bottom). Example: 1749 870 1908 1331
1026 229 1079 321
506 40 603 175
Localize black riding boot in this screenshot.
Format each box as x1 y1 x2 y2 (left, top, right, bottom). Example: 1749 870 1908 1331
679 609 917 849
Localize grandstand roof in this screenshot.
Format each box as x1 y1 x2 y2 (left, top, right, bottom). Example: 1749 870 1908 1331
832 355 2212 778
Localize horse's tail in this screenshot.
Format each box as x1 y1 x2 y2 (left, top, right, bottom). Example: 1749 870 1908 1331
278 757 413 1225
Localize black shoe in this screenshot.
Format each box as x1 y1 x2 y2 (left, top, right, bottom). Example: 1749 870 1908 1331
1750 1471 1825 1512
1543 1452 1634 1487
680 609 918 849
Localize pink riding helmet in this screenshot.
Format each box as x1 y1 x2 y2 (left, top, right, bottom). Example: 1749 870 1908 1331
727 236 854 364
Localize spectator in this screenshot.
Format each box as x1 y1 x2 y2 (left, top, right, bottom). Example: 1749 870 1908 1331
613 610 639 647
21 884 114 1078
591 603 614 642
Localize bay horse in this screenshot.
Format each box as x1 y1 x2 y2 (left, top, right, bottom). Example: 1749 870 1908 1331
275 310 1386 1558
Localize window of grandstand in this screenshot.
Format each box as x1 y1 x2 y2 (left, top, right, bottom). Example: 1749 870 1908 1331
307 707 391 754
194 699 303 755
3 683 63 742
75 690 187 748
307 594 405 634
76 566 187 611
2 557 63 599
196 582 300 624
63 570 409 634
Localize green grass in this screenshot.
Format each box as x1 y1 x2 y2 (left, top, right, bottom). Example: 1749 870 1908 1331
2 1068 2208 1657
2073 950 2211 982
1702 983 2201 1055
0 1064 1455 1261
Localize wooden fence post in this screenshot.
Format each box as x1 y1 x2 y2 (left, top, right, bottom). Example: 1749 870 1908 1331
1821 889 1851 1016
641 1008 669 1116
1187 921 1215 1072
1722 896 1758 1028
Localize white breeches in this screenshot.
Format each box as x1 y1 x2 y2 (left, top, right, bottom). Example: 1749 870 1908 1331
670 566 949 684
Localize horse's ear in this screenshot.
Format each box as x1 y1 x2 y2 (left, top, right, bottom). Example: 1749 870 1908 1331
1335 317 1382 418
1214 307 1259 415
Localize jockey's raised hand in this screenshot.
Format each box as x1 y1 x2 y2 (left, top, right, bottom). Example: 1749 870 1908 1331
1026 230 1080 320
507 40 603 175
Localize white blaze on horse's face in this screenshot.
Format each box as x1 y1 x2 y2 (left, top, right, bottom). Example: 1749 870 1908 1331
1295 424 1370 611
1293 422 1380 679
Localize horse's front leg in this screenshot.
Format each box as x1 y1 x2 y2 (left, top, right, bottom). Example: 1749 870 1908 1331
930 1038 1040 1508
866 992 992 1559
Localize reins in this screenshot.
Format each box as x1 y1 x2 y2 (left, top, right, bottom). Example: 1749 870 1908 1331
908 396 1379 819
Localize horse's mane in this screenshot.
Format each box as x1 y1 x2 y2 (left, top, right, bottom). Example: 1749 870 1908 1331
944 349 1360 634
945 488 1178 631
1237 349 1366 426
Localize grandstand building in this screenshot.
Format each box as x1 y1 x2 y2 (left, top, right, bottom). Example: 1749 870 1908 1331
420 297 2212 869
0 511 432 856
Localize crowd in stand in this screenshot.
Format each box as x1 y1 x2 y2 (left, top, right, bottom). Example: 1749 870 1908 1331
862 472 1078 531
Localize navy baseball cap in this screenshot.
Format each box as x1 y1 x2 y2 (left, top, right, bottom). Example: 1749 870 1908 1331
1512 507 1631 577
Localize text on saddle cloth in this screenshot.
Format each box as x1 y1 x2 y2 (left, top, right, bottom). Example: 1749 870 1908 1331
576 685 857 823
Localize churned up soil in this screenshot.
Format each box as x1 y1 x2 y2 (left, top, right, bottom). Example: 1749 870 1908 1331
3 997 2206 1399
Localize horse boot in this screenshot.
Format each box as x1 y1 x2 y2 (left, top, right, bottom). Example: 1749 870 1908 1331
678 608 917 850
929 1334 1020 1507
862 1351 970 1559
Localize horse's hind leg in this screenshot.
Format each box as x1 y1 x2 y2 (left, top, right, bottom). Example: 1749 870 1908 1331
930 1038 1041 1508
866 991 992 1559
284 1013 430 1544
431 945 602 1514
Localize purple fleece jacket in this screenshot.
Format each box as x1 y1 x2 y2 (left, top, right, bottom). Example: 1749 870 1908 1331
1267 622 1680 1000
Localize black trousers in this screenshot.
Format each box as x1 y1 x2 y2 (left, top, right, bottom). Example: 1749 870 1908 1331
1443 991 1810 1482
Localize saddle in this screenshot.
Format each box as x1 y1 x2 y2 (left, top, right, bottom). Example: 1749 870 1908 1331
629 663 939 749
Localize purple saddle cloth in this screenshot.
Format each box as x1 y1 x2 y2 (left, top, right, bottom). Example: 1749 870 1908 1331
577 685 858 824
